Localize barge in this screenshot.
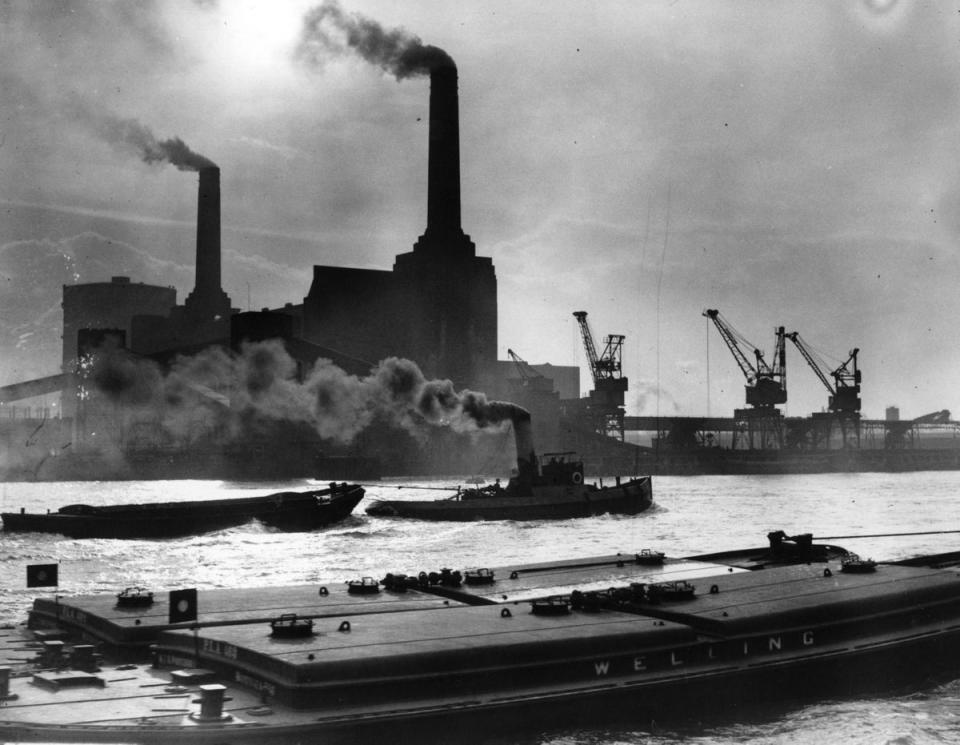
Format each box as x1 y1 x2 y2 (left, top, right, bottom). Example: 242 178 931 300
0 483 365 539
2 532 960 742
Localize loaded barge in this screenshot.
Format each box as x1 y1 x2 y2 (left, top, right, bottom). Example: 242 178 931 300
0 483 365 539
3 532 960 741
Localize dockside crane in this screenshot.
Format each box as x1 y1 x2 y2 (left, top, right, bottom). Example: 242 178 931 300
785 333 860 415
703 309 786 450
785 332 861 449
506 349 553 392
703 309 786 409
572 311 627 441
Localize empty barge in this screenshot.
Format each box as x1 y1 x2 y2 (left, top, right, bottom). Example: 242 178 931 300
2 532 960 742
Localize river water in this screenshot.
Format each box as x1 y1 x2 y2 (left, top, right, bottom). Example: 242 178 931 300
1 471 960 744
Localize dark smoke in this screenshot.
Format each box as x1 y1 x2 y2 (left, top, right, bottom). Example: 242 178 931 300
88 352 164 407
296 0 454 79
97 114 216 171
66 96 216 171
85 340 521 445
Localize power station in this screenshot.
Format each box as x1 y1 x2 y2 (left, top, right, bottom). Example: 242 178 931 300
0 55 588 481
1 54 958 481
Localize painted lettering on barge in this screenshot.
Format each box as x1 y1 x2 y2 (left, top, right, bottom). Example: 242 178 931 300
158 652 194 669
201 638 238 660
59 607 88 625
235 671 276 698
593 630 816 677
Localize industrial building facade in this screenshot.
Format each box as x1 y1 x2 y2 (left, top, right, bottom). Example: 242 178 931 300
303 61 497 389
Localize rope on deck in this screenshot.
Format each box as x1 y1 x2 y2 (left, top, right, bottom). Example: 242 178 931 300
815 529 960 540
359 484 462 491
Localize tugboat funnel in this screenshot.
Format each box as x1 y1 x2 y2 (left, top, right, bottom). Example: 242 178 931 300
511 407 537 490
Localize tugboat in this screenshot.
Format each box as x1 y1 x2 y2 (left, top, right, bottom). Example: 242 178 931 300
4 531 960 743
365 407 652 520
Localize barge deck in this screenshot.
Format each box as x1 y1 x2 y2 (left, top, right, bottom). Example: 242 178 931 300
2 536 959 742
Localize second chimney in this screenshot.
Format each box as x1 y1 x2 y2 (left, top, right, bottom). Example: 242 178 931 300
183 165 231 323
194 166 221 300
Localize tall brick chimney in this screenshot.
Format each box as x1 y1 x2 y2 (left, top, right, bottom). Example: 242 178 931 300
425 62 462 239
394 57 495 388
184 166 231 322
194 166 221 299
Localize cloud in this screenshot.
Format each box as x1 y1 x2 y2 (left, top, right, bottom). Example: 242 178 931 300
231 135 301 160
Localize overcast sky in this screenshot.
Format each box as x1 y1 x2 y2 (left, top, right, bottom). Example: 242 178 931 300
2 0 959 421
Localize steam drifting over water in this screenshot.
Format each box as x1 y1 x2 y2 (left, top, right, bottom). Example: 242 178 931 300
85 340 519 445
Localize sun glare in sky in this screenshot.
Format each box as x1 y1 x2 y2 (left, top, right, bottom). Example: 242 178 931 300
202 2 305 85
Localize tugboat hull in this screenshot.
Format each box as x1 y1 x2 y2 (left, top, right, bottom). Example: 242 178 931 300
366 475 652 521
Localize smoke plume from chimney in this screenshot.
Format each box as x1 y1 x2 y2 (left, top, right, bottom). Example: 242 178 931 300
97 114 217 171
67 97 216 171
296 0 453 79
296 2 465 239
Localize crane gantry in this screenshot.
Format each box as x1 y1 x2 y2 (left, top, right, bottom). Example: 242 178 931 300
507 348 541 384
703 309 786 409
702 309 786 450
572 311 627 441
785 332 861 449
785 333 860 415
506 349 553 393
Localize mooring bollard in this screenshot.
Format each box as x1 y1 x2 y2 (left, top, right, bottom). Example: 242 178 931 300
41 640 65 668
191 683 232 722
70 645 97 672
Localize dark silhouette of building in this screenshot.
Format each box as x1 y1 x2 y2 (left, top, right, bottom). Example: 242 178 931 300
62 277 176 372
302 62 497 389
61 277 176 417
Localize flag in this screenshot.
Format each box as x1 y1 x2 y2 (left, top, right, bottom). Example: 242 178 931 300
168 588 198 624
26 563 58 588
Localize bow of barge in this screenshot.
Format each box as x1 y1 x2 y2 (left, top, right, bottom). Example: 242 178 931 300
0 482 366 539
